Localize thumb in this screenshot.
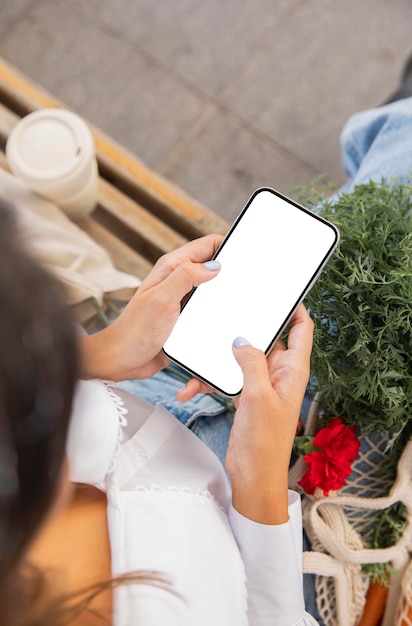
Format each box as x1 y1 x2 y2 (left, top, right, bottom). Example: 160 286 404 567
232 337 270 386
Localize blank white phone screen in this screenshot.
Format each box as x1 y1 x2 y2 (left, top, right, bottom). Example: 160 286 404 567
163 188 339 396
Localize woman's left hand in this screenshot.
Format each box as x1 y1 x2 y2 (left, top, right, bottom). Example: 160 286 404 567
80 234 223 381
226 304 313 524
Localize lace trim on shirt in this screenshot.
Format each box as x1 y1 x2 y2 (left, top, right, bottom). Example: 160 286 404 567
133 484 228 514
102 381 128 474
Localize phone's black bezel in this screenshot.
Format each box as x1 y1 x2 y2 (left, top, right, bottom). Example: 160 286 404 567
163 186 340 397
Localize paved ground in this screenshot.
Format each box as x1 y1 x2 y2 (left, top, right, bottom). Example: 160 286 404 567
1 0 412 222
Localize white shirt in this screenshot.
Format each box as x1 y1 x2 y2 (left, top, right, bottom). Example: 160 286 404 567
67 379 318 626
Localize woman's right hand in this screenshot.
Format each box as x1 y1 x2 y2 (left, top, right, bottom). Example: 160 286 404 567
226 304 314 525
79 234 223 382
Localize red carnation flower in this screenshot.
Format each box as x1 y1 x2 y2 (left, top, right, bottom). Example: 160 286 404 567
298 417 360 496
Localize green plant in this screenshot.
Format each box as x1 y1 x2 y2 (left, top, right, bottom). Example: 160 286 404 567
303 179 412 446
293 179 412 585
362 502 408 585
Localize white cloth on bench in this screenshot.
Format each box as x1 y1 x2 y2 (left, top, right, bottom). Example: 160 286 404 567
0 168 139 313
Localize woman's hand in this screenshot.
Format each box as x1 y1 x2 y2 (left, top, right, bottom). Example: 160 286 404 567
227 305 314 525
80 234 223 381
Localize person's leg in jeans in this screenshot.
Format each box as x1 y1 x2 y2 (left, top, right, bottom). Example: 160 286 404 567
335 97 412 196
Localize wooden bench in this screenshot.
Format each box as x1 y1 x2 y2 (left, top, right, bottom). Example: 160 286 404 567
0 57 229 302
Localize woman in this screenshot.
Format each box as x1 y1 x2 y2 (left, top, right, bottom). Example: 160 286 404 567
0 196 316 625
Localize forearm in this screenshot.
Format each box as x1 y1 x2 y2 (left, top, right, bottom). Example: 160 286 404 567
231 473 289 525
78 324 169 383
78 328 118 381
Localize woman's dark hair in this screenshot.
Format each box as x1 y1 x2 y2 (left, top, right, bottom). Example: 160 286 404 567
0 199 78 621
0 199 172 625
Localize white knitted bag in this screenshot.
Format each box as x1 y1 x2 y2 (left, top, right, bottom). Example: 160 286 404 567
395 559 412 625
289 396 412 626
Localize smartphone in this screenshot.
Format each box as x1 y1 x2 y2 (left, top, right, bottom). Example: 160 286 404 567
163 187 339 397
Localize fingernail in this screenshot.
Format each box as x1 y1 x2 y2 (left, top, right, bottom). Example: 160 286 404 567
203 260 221 271
233 336 250 348
176 385 186 394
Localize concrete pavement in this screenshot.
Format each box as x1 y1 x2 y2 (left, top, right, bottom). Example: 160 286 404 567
1 0 411 221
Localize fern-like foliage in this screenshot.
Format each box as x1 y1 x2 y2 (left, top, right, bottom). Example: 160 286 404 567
303 180 412 445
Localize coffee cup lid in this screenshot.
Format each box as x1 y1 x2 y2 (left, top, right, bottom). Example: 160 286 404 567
6 109 95 184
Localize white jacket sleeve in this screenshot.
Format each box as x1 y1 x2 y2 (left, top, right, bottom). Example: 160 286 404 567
228 490 319 626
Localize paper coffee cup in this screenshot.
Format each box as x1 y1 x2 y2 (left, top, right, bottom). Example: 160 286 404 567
6 109 98 220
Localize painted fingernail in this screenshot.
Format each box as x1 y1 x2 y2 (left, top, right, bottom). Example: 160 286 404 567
203 260 221 271
233 336 250 348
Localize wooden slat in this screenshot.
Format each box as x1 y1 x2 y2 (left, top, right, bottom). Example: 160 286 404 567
97 178 187 262
0 59 56 112
94 142 228 239
0 57 229 240
78 217 152 281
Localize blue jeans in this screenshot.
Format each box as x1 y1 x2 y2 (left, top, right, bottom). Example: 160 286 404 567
116 96 412 624
116 367 234 469
336 96 412 193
